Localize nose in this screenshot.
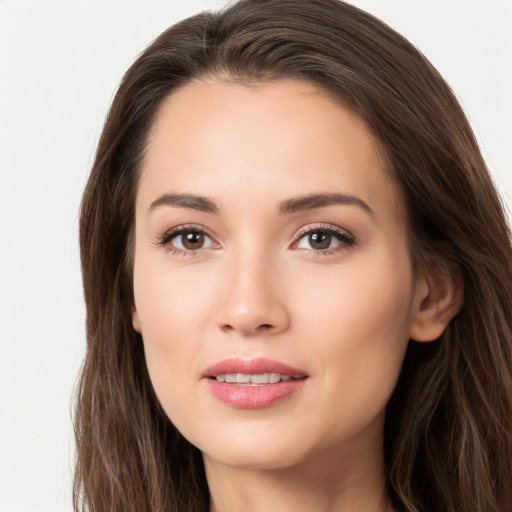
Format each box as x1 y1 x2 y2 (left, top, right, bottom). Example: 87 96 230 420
215 252 290 337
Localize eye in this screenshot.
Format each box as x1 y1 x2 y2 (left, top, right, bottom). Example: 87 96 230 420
157 226 217 253
293 225 355 254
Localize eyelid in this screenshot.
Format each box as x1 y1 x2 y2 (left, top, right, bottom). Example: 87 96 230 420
156 224 219 253
290 223 356 252
155 222 355 256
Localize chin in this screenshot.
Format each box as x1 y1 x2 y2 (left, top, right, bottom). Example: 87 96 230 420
188 423 308 470
203 443 303 471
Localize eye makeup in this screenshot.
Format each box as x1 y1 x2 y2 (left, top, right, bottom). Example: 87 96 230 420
156 224 219 256
155 221 355 258
291 223 356 256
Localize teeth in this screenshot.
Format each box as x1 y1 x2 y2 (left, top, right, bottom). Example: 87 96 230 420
215 373 295 384
235 373 251 384
250 374 270 384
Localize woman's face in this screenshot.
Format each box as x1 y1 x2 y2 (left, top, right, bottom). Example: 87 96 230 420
132 79 425 471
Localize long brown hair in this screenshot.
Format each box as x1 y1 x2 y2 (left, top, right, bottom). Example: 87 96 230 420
75 1 512 510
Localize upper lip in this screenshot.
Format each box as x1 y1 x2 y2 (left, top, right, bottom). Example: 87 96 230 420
202 357 308 379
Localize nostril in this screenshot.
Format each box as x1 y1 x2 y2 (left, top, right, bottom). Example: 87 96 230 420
220 323 275 335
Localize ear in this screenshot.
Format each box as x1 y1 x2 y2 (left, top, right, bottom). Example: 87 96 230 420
409 258 464 342
132 307 142 333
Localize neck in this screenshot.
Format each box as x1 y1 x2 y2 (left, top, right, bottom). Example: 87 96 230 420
205 434 393 512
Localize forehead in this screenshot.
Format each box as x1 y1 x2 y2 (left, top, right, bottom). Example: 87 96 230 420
138 78 403 226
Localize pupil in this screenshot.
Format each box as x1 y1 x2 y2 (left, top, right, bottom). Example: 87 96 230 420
183 232 204 249
309 232 331 249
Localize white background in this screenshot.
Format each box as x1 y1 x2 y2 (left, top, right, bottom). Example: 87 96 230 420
0 1 511 511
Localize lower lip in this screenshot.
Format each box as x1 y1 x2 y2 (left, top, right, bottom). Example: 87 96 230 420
204 378 307 409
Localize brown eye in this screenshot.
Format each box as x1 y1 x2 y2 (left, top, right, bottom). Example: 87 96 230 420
294 226 355 253
181 231 205 250
308 231 332 250
159 228 216 253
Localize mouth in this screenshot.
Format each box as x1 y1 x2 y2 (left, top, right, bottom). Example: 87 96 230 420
203 356 307 381
212 372 298 385
202 357 308 409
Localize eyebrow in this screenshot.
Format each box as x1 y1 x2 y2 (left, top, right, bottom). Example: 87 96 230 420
279 193 374 217
149 193 219 214
148 192 373 217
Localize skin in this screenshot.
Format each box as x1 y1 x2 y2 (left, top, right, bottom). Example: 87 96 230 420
132 78 461 512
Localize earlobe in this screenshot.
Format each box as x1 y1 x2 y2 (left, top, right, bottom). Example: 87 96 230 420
132 307 142 333
409 259 464 342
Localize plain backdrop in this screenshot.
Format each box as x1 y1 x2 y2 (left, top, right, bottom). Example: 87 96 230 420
0 1 511 511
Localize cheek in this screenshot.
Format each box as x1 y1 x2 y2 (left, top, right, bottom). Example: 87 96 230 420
294 252 414 400
132 257 217 408
134 255 215 336
296 252 413 336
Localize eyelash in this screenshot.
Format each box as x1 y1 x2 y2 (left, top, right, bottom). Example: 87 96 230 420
156 224 216 256
156 223 356 256
291 224 356 255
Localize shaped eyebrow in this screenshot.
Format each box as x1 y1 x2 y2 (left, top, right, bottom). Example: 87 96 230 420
148 192 373 217
148 193 219 214
279 193 374 217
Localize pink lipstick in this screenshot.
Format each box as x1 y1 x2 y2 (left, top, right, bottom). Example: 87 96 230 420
202 357 308 409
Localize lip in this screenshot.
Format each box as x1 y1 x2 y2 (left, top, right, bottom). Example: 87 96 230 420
202 357 308 409
203 357 307 379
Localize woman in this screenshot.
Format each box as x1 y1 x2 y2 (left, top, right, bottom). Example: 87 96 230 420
74 0 512 511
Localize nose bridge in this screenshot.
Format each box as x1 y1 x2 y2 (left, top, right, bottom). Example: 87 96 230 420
215 240 289 336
